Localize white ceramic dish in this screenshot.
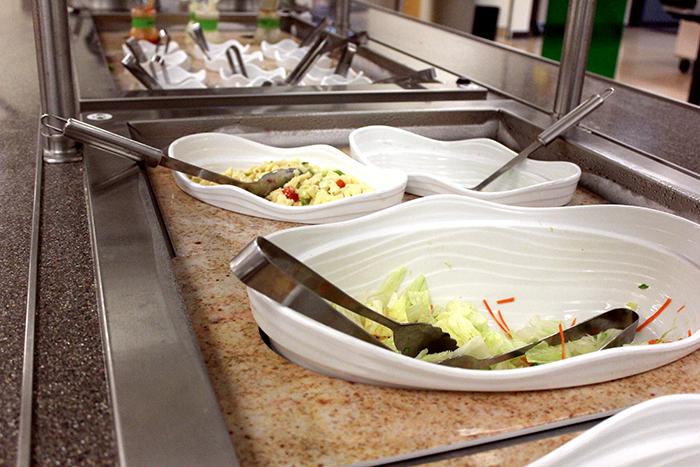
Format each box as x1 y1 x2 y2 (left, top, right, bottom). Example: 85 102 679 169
217 63 286 87
191 39 251 60
302 70 372 86
349 126 582 207
529 394 700 467
121 39 180 59
275 48 334 72
261 38 300 59
169 133 407 223
122 45 190 69
204 50 264 72
154 66 206 86
161 77 207 89
246 195 700 391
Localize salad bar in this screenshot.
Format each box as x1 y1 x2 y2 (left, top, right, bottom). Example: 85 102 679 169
8 0 700 465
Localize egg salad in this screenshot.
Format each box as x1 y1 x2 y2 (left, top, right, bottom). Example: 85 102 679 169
192 159 373 206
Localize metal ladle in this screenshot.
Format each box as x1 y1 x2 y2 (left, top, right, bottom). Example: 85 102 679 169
40 115 296 197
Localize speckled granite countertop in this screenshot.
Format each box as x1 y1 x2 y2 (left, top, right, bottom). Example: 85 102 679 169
148 162 700 465
0 1 113 464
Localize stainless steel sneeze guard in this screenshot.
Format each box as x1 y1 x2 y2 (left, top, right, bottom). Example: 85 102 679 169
83 98 700 464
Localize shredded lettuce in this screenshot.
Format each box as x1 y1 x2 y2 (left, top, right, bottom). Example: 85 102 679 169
335 268 628 369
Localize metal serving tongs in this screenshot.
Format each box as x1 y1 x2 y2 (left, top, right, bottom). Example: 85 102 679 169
471 88 615 191
334 42 357 77
374 68 439 87
225 45 248 78
39 115 296 197
440 308 639 370
122 53 162 90
231 237 458 357
188 22 210 60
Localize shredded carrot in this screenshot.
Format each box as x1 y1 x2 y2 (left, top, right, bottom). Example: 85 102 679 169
677 305 686 313
636 297 673 332
483 299 511 338
497 309 511 332
571 317 577 327
689 329 693 337
648 339 659 345
559 323 566 359
496 297 515 305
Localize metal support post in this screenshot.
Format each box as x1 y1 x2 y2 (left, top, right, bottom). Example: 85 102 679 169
32 0 81 162
553 0 596 118
336 0 351 37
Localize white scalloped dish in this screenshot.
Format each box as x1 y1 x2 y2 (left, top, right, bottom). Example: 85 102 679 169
349 126 582 207
530 394 700 467
169 133 407 224
246 195 700 391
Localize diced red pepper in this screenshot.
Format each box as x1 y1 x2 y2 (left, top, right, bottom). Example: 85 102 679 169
282 186 299 202
336 179 346 188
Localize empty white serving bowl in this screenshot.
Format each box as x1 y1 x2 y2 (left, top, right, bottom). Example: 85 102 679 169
191 38 251 60
204 50 264 72
245 195 700 391
275 48 334 72
121 39 181 60
152 66 206 86
529 394 700 467
161 77 207 89
349 126 582 207
168 132 407 223
217 63 286 87
261 38 300 60
302 70 372 86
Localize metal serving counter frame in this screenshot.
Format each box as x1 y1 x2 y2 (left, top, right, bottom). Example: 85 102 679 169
83 98 700 464
69 9 488 112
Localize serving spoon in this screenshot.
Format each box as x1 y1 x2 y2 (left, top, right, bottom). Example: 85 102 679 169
40 115 296 197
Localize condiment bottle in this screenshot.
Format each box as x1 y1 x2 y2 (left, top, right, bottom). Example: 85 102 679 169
196 0 221 43
129 1 159 43
254 0 281 44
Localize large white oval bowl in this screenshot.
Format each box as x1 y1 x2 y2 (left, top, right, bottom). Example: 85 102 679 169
529 394 700 467
169 133 407 224
349 126 582 207
246 195 700 391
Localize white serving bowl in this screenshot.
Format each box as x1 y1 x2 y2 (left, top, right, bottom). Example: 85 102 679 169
275 48 334 72
161 77 207 89
530 394 700 467
153 66 206 86
204 50 264 72
191 38 251 60
121 39 181 59
349 126 581 207
169 133 407 223
245 195 700 391
217 63 286 87
301 69 372 86
261 38 300 59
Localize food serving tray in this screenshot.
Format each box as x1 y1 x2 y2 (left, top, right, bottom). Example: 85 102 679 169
250 195 700 391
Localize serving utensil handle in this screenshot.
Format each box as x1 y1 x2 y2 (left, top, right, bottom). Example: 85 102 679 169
538 87 614 145
40 115 163 167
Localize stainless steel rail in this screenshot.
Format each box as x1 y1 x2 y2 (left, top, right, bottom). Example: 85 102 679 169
553 0 597 118
32 0 81 163
336 0 351 36
16 133 44 467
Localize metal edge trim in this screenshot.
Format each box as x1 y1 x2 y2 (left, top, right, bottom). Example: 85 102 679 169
355 407 623 466
16 129 44 467
83 160 124 466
